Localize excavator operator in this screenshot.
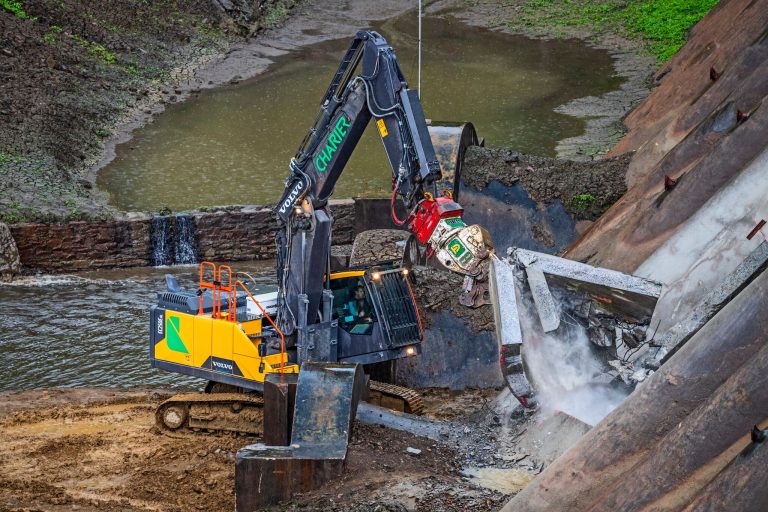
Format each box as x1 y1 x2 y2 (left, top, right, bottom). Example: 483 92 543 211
348 285 370 321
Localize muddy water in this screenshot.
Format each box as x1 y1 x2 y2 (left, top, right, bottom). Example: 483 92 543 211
98 14 623 211
0 262 274 392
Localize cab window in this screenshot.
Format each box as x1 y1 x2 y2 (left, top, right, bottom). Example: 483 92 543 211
330 276 377 335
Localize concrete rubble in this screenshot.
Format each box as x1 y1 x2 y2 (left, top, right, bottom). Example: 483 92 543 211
490 247 662 408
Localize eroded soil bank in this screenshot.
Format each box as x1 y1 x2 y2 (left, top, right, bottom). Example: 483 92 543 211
0 0 294 222
462 146 632 221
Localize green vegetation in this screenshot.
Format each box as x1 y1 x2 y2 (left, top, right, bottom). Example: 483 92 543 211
71 34 117 65
505 0 719 61
623 0 718 60
265 0 292 28
65 199 80 219
1 0 32 19
1 201 22 224
572 193 596 210
42 25 62 44
0 152 21 165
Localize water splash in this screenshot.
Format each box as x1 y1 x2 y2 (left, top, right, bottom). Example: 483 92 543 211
150 214 199 266
521 307 630 426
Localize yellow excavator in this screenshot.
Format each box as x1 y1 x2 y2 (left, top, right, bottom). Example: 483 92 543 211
149 30 494 434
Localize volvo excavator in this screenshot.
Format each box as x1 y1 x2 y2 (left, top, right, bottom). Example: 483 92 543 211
148 30 494 434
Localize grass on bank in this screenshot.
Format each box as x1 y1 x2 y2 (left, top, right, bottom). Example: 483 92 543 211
505 0 719 61
1 0 32 19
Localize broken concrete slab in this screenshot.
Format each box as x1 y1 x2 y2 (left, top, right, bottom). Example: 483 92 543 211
525 264 560 332
648 240 768 363
490 249 661 410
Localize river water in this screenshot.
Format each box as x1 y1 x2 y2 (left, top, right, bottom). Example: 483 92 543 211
97 13 623 211
0 262 274 392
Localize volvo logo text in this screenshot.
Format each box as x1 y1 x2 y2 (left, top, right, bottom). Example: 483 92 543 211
278 181 304 215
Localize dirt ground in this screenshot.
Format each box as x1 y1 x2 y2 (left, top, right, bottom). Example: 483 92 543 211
0 387 512 512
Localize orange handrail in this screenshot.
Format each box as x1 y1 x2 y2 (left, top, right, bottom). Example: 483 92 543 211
218 265 234 319
198 261 218 316
234 280 287 375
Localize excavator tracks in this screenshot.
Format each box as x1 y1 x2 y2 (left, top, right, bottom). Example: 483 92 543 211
156 380 423 436
367 380 424 415
155 392 264 435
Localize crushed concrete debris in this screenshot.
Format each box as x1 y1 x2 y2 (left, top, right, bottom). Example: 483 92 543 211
491 248 662 417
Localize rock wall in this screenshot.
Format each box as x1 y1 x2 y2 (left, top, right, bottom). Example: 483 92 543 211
0 222 21 280
8 198 359 273
11 218 152 271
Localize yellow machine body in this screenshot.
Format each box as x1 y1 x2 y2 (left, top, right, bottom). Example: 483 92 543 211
150 306 298 392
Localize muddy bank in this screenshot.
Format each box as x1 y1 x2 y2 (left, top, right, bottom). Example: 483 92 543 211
462 146 631 221
0 1 221 221
0 0 302 223
0 387 512 512
412 266 495 331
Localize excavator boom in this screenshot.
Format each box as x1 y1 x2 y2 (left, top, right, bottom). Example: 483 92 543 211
274 30 494 351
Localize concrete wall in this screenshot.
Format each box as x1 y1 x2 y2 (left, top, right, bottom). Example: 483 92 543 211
8 198 362 272
567 0 768 273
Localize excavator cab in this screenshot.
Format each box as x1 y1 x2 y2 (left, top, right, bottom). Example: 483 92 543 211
326 267 423 364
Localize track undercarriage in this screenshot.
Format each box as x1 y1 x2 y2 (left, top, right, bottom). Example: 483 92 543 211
155 380 424 435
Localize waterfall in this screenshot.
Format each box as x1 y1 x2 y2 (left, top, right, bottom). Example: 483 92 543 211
150 214 199 266
173 214 200 265
150 215 174 266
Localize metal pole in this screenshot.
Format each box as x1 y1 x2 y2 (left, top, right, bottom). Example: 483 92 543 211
418 0 422 99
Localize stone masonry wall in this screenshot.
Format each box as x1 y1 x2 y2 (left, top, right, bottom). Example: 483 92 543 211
8 198 366 273
11 218 152 271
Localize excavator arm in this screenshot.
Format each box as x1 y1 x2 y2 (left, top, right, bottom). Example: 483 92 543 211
274 30 493 342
